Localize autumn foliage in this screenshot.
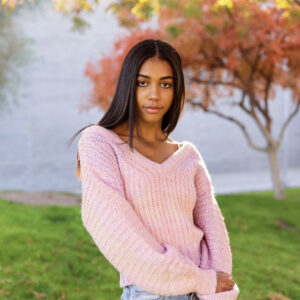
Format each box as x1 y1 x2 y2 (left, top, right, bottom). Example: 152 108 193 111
84 1 300 110
83 0 300 199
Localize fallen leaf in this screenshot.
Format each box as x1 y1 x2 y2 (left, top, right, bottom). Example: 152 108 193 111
267 292 291 300
32 291 48 299
58 291 66 300
276 219 296 231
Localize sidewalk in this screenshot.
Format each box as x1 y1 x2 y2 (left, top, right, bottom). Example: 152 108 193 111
213 167 300 195
0 168 299 205
0 191 81 206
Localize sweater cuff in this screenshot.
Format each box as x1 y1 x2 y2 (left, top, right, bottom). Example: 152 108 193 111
196 269 217 295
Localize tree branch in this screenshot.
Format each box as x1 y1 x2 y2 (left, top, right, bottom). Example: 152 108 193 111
196 103 268 152
239 44 269 119
238 94 275 146
250 96 277 146
190 77 242 89
253 96 269 120
263 74 272 132
263 75 272 116
240 46 275 145
277 100 300 147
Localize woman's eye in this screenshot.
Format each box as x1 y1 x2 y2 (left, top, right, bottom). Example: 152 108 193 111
137 81 172 88
161 83 172 88
137 81 147 87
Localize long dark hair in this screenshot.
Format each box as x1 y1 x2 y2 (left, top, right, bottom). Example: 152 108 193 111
67 39 185 180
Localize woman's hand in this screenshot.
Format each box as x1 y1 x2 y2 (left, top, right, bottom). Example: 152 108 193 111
216 272 235 293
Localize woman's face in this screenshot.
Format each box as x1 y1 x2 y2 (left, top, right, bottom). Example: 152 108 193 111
135 57 174 125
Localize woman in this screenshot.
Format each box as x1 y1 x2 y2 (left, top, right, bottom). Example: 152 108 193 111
69 39 240 300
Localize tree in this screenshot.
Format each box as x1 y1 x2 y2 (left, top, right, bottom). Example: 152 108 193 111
1 0 101 32
3 0 299 199
83 0 300 200
0 9 30 111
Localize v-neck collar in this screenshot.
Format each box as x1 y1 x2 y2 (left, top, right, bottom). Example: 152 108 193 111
95 125 193 173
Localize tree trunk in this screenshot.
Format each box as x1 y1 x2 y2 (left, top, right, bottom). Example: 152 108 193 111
267 148 286 200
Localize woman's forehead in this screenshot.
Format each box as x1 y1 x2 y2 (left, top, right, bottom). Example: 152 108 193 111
138 58 173 78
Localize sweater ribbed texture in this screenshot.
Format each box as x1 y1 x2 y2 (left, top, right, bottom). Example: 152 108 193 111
78 125 240 299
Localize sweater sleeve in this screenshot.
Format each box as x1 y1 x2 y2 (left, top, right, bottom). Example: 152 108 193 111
193 152 232 275
193 151 240 300
78 127 217 297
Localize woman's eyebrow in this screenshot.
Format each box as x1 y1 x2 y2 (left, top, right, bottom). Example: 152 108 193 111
137 74 174 80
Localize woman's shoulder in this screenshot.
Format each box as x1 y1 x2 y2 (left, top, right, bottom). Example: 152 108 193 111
78 125 118 151
177 139 199 153
78 125 123 168
80 124 105 137
180 140 206 163
79 125 116 143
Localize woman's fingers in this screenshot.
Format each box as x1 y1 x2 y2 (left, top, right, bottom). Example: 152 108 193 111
216 272 235 292
225 284 233 291
226 278 235 286
227 280 235 289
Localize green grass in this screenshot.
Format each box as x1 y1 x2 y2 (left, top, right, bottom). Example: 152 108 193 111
219 188 300 300
0 188 299 300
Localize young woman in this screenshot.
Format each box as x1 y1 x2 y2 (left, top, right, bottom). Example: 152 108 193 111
69 39 240 300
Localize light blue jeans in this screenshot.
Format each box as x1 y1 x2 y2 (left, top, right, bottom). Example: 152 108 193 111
121 284 199 300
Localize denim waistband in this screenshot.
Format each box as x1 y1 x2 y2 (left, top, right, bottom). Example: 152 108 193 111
121 284 199 300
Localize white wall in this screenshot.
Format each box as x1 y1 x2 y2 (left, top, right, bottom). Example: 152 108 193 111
0 2 299 194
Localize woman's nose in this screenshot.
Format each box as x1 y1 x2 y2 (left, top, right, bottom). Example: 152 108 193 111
149 84 159 99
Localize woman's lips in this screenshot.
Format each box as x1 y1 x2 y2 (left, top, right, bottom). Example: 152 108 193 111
144 107 162 114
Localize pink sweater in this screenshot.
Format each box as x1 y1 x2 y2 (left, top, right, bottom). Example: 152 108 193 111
78 125 240 300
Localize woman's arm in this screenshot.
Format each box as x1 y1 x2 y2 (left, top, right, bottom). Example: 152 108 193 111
193 151 240 299
78 126 218 297
193 152 232 275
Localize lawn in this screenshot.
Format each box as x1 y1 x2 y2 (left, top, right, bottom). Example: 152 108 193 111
0 188 299 300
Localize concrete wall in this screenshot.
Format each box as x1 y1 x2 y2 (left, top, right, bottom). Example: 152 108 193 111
0 2 299 194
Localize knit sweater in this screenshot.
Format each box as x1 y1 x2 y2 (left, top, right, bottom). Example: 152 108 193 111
78 125 240 300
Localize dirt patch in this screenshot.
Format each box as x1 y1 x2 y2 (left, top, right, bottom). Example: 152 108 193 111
0 191 81 206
